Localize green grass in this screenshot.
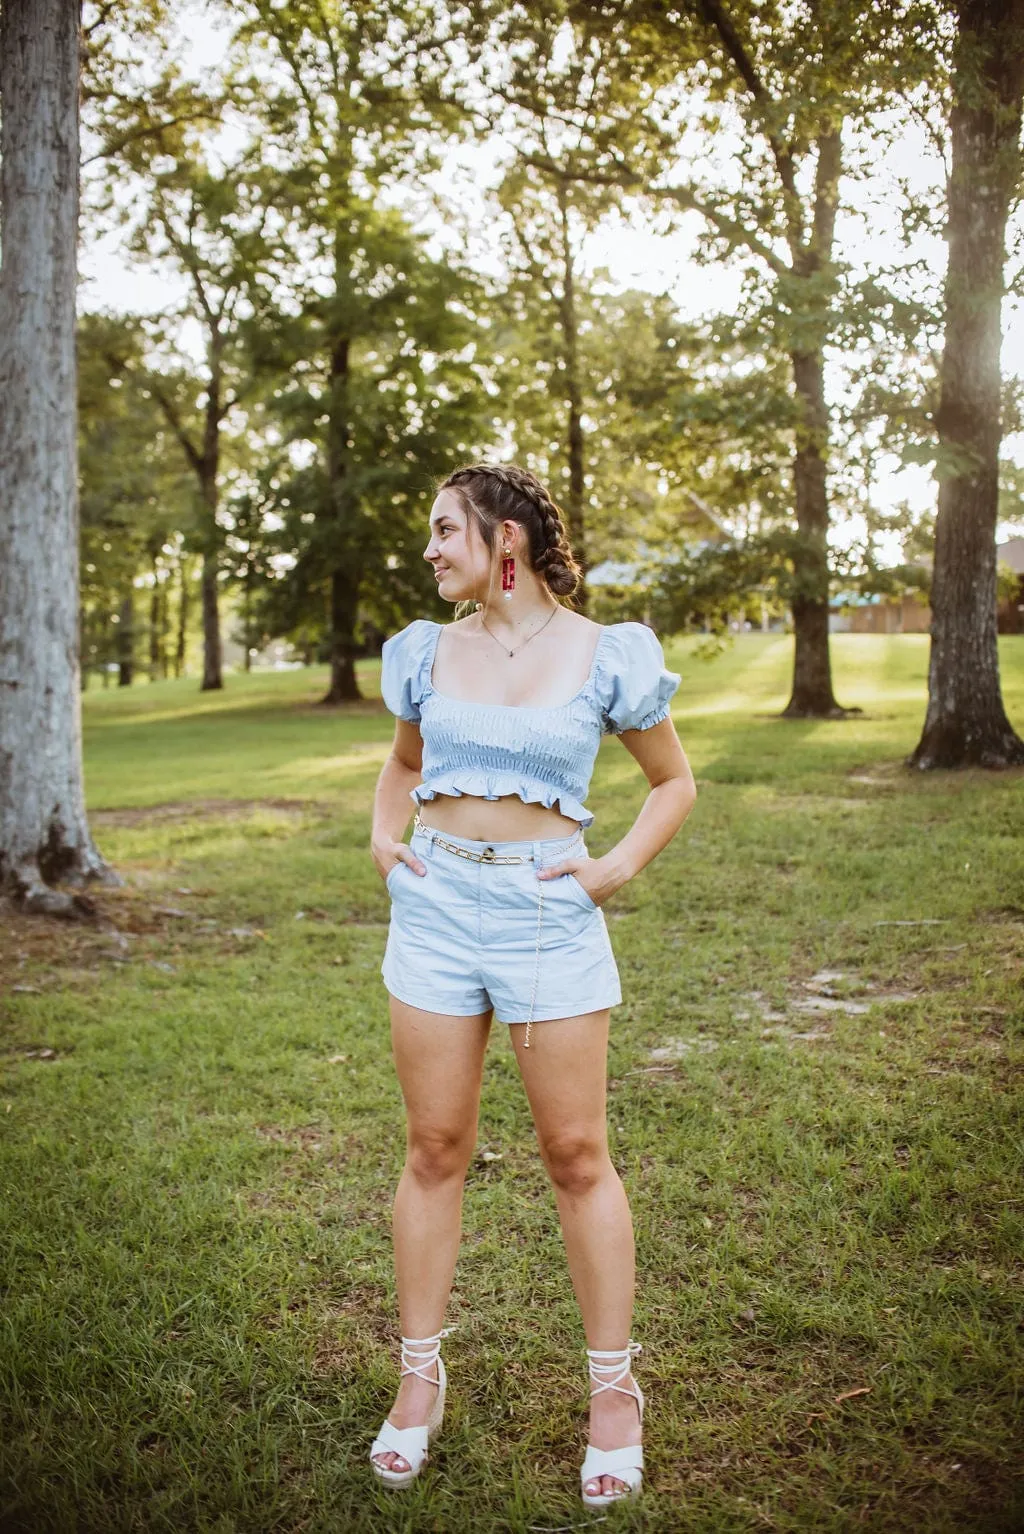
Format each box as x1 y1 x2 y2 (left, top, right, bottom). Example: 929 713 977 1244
1 634 1022 1533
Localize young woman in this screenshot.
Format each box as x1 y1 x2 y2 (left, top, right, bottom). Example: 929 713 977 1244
368 463 696 1506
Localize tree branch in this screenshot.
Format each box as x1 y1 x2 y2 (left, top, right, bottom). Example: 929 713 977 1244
267 20 330 164
314 0 342 97
696 0 806 255
81 109 222 166
661 183 791 277
808 128 841 269
145 380 203 475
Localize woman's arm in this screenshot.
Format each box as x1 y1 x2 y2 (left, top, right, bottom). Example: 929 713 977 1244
370 719 429 881
538 716 696 905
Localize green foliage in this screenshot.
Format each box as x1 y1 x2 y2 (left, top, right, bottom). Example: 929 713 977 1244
76 0 1017 668
235 211 491 646
642 534 784 635
211 2 496 665
78 313 200 680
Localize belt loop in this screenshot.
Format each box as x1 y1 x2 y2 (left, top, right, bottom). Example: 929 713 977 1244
413 815 436 858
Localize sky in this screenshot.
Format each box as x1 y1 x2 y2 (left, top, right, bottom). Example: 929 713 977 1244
78 6 1024 554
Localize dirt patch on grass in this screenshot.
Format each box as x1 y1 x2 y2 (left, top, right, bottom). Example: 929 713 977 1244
253 1121 340 1153
849 759 1024 790
92 797 325 828
0 873 276 994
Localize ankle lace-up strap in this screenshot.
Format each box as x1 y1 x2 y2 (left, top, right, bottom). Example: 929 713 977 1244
399 1326 453 1383
586 1339 642 1401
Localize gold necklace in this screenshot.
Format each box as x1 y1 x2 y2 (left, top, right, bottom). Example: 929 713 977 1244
477 602 559 658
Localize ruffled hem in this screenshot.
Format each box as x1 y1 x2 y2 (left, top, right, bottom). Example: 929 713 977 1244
409 772 594 828
606 700 673 736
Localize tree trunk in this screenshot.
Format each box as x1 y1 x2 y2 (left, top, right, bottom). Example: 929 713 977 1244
325 568 361 702
322 316 362 705
160 575 171 678
175 554 189 678
200 552 222 690
781 129 848 718
148 552 167 681
149 574 161 682
783 348 845 717
0 0 112 912
692 13 846 718
909 0 1024 769
242 575 253 673
199 428 223 688
117 591 134 686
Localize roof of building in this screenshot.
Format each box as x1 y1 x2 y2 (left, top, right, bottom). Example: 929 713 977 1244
997 536 1024 574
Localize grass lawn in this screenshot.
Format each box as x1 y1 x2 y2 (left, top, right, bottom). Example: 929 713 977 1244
1 633 1022 1533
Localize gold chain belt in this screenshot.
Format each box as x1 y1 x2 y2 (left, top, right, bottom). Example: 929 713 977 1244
411 813 573 865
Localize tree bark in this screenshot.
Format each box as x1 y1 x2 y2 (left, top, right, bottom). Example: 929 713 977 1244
199 398 223 689
159 574 171 678
322 314 362 705
200 552 222 691
783 348 844 716
149 579 161 682
243 576 253 674
146 546 165 681
117 591 134 687
909 0 1024 769
781 128 848 717
326 568 360 702
175 554 189 678
0 0 112 912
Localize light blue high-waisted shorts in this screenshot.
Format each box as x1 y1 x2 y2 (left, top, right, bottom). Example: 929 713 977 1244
381 816 622 1034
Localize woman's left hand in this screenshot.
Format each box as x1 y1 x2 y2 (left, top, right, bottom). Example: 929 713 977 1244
536 855 621 908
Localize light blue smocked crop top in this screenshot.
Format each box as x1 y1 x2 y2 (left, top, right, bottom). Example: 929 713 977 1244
379 619 681 828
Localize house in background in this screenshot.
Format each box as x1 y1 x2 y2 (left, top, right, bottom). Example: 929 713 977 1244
590 511 1024 635
997 536 1024 634
830 536 1024 635
829 590 931 634
587 490 731 593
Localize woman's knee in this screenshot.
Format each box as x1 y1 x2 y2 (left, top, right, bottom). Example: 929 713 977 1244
540 1129 610 1196
405 1125 475 1188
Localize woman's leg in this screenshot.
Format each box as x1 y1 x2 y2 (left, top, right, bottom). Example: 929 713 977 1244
512 1009 641 1499
372 995 492 1474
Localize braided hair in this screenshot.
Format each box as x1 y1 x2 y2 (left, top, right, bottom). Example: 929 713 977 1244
437 463 583 600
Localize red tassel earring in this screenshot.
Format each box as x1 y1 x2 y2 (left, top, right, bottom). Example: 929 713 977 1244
501 544 515 600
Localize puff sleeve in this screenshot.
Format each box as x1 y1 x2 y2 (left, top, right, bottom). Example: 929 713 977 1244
380 619 433 723
598 622 680 735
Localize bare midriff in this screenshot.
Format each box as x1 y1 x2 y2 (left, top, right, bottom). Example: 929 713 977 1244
415 792 581 843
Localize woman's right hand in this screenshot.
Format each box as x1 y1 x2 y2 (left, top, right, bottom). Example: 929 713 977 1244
372 836 427 884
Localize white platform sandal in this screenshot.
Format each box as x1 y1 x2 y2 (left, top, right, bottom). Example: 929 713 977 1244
580 1339 645 1507
369 1327 451 1488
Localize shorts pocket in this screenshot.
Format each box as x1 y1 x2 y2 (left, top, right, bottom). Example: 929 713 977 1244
385 860 404 892
563 871 598 911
